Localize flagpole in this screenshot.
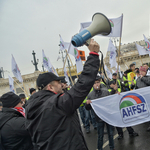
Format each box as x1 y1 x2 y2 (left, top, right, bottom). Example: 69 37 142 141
117 37 122 77
139 55 143 65
22 82 29 97
13 79 27 94
65 50 79 78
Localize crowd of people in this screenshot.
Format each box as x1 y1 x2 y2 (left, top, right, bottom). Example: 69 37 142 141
0 40 150 150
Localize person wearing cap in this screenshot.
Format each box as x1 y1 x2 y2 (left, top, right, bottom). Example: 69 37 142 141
30 88 36 95
25 39 100 150
85 76 115 150
0 92 34 150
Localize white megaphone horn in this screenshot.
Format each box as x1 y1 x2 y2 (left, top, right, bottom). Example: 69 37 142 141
71 13 111 47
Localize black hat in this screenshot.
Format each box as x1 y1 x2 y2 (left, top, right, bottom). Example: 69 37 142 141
0 92 21 108
30 88 36 94
61 78 67 84
112 73 117 76
37 72 64 90
19 94 26 99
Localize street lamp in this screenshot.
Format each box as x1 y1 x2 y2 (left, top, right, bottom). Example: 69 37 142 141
31 50 39 71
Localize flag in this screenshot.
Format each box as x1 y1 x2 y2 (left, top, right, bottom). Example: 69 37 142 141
143 34 150 51
48 58 58 76
107 39 117 68
112 69 116 73
68 43 83 73
8 75 15 93
63 66 70 85
42 50 52 72
57 55 61 61
91 86 150 127
119 66 122 78
11 55 23 83
136 43 150 56
42 50 58 76
104 65 112 79
79 14 123 37
59 35 70 51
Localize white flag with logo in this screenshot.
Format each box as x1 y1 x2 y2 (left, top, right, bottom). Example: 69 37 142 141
91 86 150 127
8 75 15 93
11 55 23 83
63 66 70 85
59 35 69 51
68 43 83 73
48 58 58 76
143 34 150 51
79 14 123 37
107 39 117 68
42 50 52 72
136 43 150 56
104 65 112 79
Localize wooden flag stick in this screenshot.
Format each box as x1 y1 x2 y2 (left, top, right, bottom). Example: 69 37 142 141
117 37 122 77
13 79 25 93
65 50 79 78
22 82 29 97
139 55 143 65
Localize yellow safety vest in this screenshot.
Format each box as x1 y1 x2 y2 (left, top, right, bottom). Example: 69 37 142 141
127 72 136 89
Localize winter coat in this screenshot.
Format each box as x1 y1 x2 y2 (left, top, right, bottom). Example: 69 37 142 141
85 88 110 122
0 108 33 150
135 75 150 89
25 53 100 150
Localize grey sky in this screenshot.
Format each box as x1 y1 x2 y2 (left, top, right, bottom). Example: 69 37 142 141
0 0 150 77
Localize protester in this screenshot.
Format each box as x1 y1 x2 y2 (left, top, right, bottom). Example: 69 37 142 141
108 81 139 140
30 88 36 95
127 63 136 90
85 76 115 150
123 71 129 91
143 63 150 71
25 39 100 150
0 92 34 150
19 93 27 107
110 73 121 93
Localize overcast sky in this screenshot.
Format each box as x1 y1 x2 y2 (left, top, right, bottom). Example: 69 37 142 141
0 0 150 78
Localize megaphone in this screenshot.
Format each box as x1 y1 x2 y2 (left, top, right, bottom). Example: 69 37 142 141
71 13 111 47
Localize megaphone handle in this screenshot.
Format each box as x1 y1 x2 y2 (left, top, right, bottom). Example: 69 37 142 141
85 39 91 46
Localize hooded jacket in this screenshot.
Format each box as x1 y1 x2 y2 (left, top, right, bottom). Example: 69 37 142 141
85 87 110 122
25 53 100 150
135 75 150 89
0 108 33 150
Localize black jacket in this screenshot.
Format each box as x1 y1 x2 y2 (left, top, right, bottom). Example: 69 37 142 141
85 88 110 122
0 108 33 150
25 54 100 150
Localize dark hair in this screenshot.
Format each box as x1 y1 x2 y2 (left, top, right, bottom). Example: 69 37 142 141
143 63 148 66
129 63 135 68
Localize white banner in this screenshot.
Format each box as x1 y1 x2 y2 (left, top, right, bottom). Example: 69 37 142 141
91 86 150 127
104 65 112 79
79 14 123 37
